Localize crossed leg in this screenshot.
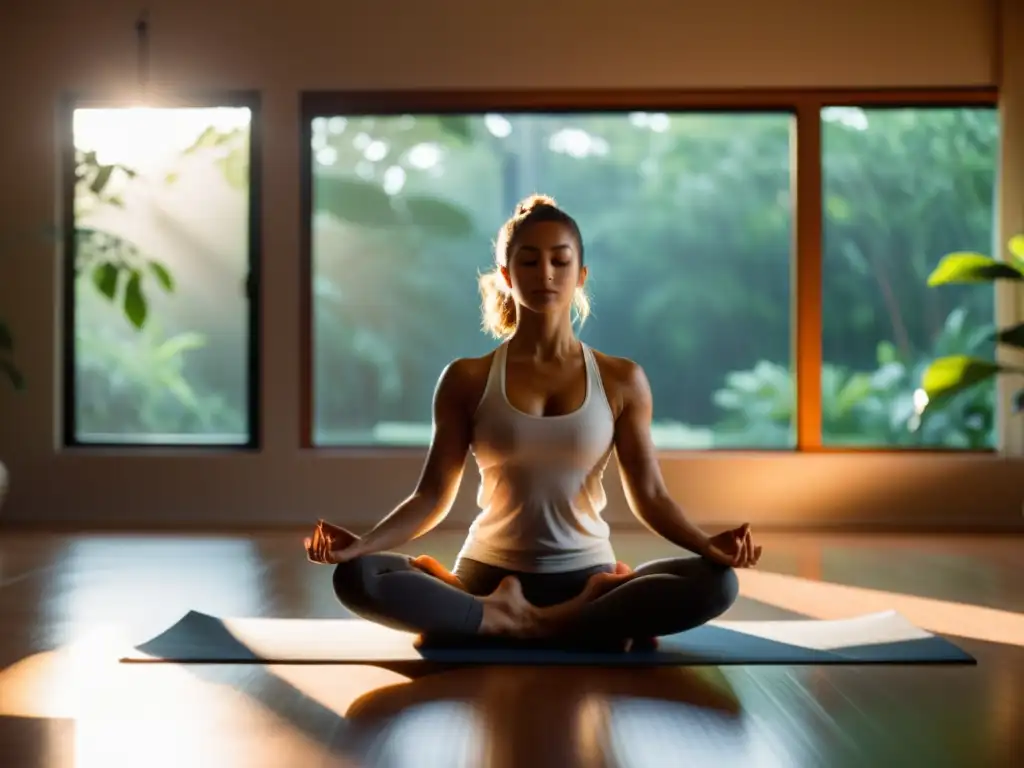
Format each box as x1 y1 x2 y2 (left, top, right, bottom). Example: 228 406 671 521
542 556 740 642
332 552 738 648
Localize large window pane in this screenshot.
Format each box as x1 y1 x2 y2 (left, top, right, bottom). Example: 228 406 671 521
309 111 794 449
821 106 999 449
69 105 255 445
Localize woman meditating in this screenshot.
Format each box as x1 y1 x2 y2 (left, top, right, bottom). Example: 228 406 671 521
305 194 762 650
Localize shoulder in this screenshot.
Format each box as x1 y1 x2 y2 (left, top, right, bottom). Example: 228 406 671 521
433 349 498 413
589 348 652 419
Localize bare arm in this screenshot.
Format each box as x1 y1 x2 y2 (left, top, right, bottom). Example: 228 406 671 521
346 361 474 557
613 361 712 556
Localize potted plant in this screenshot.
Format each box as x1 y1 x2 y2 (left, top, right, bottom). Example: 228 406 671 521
921 235 1024 415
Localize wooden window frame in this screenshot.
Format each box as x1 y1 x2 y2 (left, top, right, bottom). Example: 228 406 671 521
299 87 1000 453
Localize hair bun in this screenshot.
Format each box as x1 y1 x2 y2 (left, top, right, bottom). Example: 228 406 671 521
515 193 558 216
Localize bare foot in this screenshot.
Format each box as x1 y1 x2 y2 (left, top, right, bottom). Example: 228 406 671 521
410 555 465 590
477 576 540 637
412 576 534 649
519 563 636 640
456 561 637 639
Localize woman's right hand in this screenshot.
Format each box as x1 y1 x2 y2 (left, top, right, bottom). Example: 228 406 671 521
304 519 363 564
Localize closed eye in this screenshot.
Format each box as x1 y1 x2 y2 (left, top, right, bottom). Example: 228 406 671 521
519 259 572 267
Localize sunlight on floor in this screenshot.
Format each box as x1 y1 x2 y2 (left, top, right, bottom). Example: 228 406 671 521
0 626 413 767
739 569 1024 648
0 626 809 767
0 626 410 722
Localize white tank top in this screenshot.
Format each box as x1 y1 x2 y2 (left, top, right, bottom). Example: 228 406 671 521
455 340 618 573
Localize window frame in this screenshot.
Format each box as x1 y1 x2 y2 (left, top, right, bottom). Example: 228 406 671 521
299 87 1001 453
59 90 263 450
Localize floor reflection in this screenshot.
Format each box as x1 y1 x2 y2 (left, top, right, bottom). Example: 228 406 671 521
23 536 281 655
0 627 767 768
340 665 746 768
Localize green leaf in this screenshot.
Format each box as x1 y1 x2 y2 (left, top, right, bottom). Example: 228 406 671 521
1008 235 1024 268
165 377 200 409
156 332 206 361
401 194 475 237
314 175 399 227
927 252 1024 286
835 373 873 414
148 260 175 292
90 164 114 195
123 270 147 329
0 359 25 390
0 320 12 352
876 340 898 365
92 262 120 300
216 147 249 190
995 322 1024 351
921 355 1013 405
183 126 219 155
436 115 473 142
825 195 852 222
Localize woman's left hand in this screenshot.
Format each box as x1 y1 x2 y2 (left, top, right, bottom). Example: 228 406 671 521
702 523 762 568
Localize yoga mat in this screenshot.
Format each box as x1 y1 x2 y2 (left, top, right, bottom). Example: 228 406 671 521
121 609 975 666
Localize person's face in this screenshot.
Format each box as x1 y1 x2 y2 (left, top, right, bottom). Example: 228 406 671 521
501 221 587 317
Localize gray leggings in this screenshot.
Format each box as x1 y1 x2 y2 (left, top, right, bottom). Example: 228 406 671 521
332 552 739 640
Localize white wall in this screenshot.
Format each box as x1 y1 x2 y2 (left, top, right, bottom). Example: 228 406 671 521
1 0 1022 531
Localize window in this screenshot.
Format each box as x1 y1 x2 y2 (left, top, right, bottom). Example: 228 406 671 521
820 106 999 449
64 99 259 446
306 110 796 449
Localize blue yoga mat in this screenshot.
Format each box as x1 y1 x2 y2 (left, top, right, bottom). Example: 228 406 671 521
120 609 974 666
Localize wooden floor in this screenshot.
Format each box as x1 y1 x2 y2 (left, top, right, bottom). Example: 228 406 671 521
0 528 1021 767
